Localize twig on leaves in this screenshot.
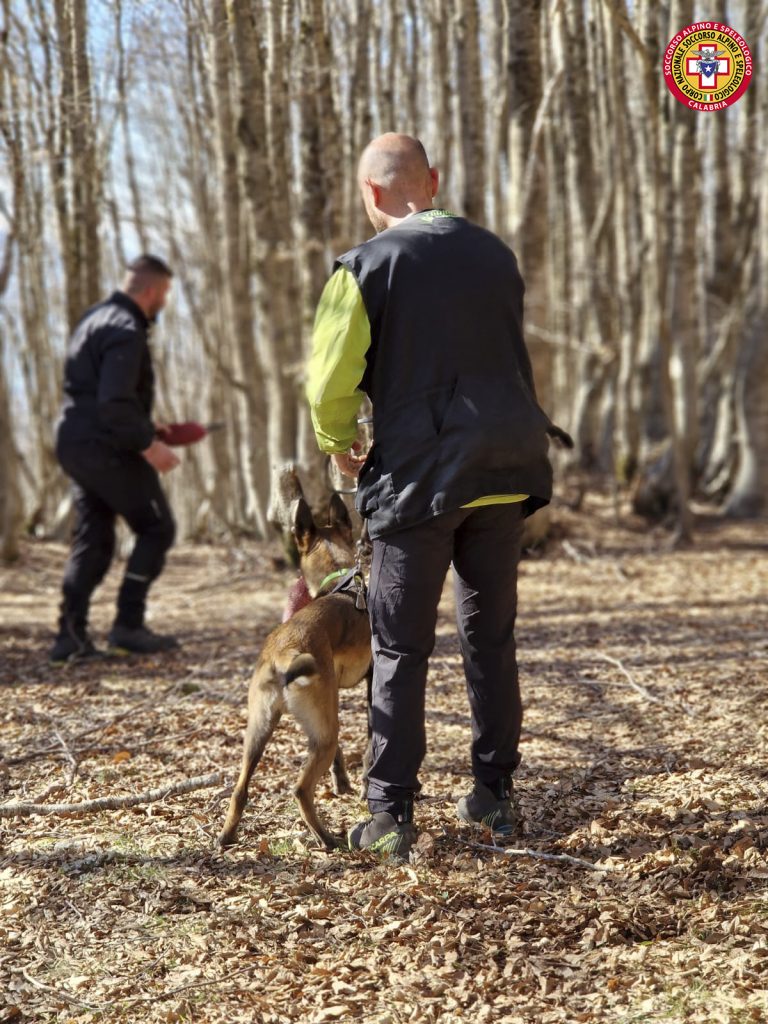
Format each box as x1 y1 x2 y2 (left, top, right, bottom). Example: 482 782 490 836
597 653 661 704
0 771 224 819
561 539 629 580
20 969 101 1011
113 965 255 1008
50 722 79 784
22 965 257 1014
7 679 207 766
561 539 592 564
455 836 616 872
597 653 695 716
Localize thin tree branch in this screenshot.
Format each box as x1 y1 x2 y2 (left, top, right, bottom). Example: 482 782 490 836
597 654 696 717
20 969 101 1011
109 965 254 1008
596 653 663 705
455 836 616 872
0 771 224 818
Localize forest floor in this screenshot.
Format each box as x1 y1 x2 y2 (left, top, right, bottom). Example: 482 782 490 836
1 495 767 1024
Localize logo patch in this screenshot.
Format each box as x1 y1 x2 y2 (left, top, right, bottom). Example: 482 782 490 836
663 22 752 111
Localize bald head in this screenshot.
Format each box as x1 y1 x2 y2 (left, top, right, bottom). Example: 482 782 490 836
358 134 438 232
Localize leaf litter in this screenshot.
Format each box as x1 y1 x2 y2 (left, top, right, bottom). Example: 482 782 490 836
1 497 767 1023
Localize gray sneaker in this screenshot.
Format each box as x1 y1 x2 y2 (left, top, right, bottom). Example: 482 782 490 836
107 624 179 655
348 811 416 859
456 780 522 839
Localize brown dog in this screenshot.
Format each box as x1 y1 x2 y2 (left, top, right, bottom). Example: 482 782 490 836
219 493 372 851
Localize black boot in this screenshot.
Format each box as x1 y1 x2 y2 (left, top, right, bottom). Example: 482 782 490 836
107 623 179 655
49 615 102 664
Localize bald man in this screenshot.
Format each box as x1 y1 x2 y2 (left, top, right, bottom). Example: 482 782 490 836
307 134 556 858
50 255 181 662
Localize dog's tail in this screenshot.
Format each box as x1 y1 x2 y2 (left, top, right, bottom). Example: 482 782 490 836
283 653 319 688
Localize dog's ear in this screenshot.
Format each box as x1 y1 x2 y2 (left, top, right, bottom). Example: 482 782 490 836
328 492 353 539
291 497 316 553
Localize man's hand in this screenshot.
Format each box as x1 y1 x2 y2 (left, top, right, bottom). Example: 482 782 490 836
142 439 180 474
331 442 366 479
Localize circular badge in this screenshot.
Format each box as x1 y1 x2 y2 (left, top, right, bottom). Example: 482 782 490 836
663 22 752 111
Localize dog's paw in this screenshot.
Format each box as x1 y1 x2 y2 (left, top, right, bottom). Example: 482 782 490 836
323 833 347 851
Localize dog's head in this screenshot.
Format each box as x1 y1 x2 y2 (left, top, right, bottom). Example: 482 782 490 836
291 494 356 598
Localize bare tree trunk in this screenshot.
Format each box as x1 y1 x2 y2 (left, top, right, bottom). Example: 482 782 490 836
52 0 101 331
210 0 270 533
667 0 698 477
619 0 692 539
0 1 22 557
0 233 22 561
428 0 455 200
293 0 340 516
724 4 768 517
455 0 485 223
114 0 148 252
506 1 555 421
0 350 24 560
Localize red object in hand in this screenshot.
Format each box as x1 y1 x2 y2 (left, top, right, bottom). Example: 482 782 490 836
156 421 211 446
282 576 312 622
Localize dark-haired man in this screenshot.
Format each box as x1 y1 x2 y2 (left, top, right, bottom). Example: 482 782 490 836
50 255 181 661
307 134 557 857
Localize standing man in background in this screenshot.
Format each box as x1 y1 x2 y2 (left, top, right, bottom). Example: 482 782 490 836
50 255 180 662
307 134 557 857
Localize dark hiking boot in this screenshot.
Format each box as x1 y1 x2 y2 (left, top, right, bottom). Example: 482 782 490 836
456 779 522 840
107 624 180 655
348 810 417 859
49 631 103 664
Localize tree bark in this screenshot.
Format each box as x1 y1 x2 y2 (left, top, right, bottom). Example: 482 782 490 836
455 0 486 224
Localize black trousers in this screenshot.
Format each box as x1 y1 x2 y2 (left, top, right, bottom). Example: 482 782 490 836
366 502 525 815
56 438 176 632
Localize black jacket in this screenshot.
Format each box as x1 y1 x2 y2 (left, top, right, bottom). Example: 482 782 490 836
56 291 156 453
337 211 553 538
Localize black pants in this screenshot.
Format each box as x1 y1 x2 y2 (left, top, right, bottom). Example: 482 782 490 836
366 502 525 815
56 438 176 632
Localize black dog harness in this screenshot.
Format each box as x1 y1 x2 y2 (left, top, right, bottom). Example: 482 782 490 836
317 567 368 611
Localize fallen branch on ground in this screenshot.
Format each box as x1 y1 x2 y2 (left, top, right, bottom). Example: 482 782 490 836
455 836 617 872
21 968 101 1011
6 683 184 766
110 965 255 1008
597 653 696 716
0 771 224 819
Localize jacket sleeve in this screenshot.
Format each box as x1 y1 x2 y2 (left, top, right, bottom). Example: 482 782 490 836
306 266 371 454
96 328 156 451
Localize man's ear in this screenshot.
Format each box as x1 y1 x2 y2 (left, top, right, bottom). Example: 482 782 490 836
429 167 439 197
368 180 382 208
328 492 353 539
291 497 316 553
